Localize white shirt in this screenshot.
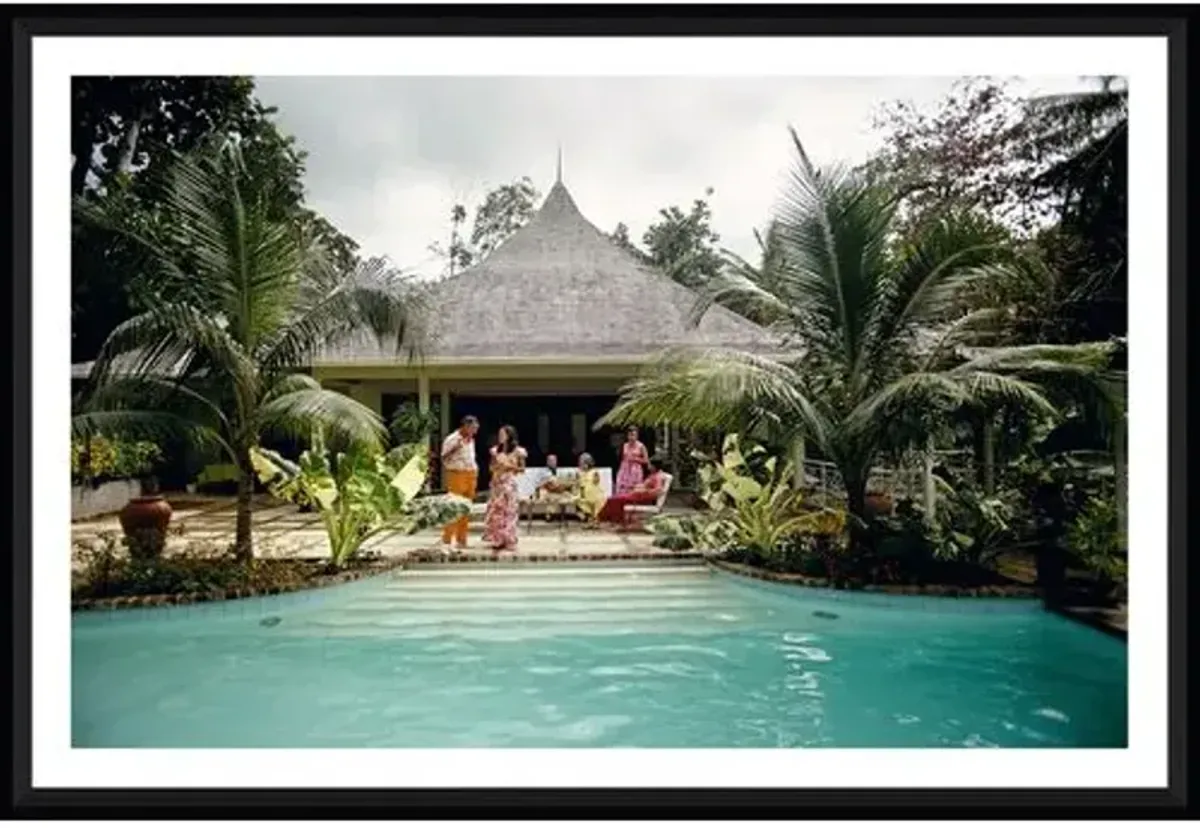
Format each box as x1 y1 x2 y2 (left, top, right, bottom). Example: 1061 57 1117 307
441 430 477 472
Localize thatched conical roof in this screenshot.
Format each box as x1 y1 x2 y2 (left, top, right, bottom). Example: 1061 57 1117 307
318 179 775 363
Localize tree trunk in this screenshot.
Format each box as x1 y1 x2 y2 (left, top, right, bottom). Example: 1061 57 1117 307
1032 481 1066 604
980 417 996 495
1113 414 1127 545
844 475 870 555
116 114 145 174
234 449 254 562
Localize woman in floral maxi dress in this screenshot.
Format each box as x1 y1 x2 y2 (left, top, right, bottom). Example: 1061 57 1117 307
615 426 649 495
484 425 526 552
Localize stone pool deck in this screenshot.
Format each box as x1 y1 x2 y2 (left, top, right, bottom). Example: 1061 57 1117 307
70 494 692 567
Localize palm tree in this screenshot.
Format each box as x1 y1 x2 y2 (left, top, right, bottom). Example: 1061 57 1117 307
1021 80 1128 348
710 221 791 328
79 139 430 560
599 130 1114 544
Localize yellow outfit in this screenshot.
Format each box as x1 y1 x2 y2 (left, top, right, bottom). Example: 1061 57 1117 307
574 469 606 522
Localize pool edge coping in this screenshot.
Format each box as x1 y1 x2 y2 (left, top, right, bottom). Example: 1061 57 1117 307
71 557 408 613
71 550 707 613
707 558 1128 640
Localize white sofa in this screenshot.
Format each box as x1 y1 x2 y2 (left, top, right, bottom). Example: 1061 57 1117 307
515 466 613 501
469 467 613 520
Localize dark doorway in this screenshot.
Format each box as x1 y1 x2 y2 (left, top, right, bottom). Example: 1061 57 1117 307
450 395 656 491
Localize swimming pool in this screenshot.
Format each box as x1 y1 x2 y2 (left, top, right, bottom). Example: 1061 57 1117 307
72 563 1127 748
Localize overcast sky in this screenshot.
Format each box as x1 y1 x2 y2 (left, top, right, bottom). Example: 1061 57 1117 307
254 75 1090 278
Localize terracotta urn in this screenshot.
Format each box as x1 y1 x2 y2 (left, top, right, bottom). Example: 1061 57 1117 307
119 495 173 560
864 492 894 518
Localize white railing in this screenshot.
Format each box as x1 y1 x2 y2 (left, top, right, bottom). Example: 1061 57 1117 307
800 448 976 501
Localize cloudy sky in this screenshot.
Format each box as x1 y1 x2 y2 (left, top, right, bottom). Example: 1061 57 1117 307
255 75 1089 277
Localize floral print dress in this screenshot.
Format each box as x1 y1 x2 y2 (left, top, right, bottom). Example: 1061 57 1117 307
483 446 526 550
615 440 648 495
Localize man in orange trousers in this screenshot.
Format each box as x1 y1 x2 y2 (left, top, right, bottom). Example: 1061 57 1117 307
440 415 479 549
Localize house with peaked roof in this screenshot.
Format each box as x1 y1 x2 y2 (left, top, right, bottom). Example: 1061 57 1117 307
312 173 775 487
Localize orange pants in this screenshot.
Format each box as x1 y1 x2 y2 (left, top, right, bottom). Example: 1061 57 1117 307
441 468 478 544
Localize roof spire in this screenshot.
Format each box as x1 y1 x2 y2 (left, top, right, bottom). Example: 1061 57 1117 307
555 143 563 185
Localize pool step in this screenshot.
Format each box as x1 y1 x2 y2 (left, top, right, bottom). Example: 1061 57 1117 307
393 561 710 573
276 566 742 639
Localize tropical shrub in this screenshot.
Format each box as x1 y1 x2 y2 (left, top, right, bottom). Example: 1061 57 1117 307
601 130 1117 550
70 435 162 486
914 474 1022 567
76 138 430 560
651 434 846 566
1066 492 1126 586
250 437 470 569
389 401 440 445
647 513 733 552
71 534 376 601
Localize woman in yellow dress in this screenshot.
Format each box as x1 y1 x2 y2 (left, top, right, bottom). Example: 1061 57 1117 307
573 452 606 527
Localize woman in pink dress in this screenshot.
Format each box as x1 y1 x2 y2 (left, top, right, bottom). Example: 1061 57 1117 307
483 425 526 552
615 426 649 495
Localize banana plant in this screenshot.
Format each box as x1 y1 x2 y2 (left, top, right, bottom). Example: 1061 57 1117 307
694 434 782 511
667 433 846 556
251 438 470 568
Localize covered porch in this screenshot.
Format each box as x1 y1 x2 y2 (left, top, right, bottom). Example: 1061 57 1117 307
314 358 679 491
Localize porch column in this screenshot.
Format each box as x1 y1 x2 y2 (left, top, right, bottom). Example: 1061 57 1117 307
439 389 450 440
792 437 806 490
417 374 430 415
417 374 432 459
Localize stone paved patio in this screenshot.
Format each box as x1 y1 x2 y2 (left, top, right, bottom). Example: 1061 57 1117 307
71 494 688 565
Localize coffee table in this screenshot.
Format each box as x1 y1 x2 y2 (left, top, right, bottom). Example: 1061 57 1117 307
524 490 576 533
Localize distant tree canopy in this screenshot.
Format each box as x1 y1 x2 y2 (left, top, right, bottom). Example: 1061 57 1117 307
428 177 542 278
604 187 723 290
71 76 360 362
863 76 1127 347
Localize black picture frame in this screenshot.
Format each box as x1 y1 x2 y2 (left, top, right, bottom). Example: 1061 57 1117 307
5 4 1191 820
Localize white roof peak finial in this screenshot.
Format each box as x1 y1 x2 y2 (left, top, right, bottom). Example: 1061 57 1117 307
555 143 563 185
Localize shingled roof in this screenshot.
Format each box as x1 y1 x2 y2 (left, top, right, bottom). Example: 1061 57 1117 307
316 179 776 363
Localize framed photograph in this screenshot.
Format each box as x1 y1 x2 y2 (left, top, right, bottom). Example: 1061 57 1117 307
9 3 1189 820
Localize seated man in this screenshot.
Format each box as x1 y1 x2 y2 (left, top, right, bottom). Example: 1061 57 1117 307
597 457 668 525
535 454 575 497
533 453 576 522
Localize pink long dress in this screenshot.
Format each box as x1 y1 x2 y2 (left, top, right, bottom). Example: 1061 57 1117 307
483 446 525 550
615 440 648 495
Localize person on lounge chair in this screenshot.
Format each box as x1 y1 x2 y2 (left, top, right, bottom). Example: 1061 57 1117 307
597 457 667 525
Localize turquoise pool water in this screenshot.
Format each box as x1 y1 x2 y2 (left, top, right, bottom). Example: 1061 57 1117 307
72 564 1127 748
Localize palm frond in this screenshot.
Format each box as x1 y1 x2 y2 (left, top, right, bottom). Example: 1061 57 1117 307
689 253 801 331
917 307 1013 370
861 215 1013 380
83 373 231 431
774 128 897 371
845 372 968 436
90 305 256 391
261 372 323 402
70 409 232 459
600 347 830 447
257 257 432 373
255 387 387 450
952 341 1115 374
956 371 1059 419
